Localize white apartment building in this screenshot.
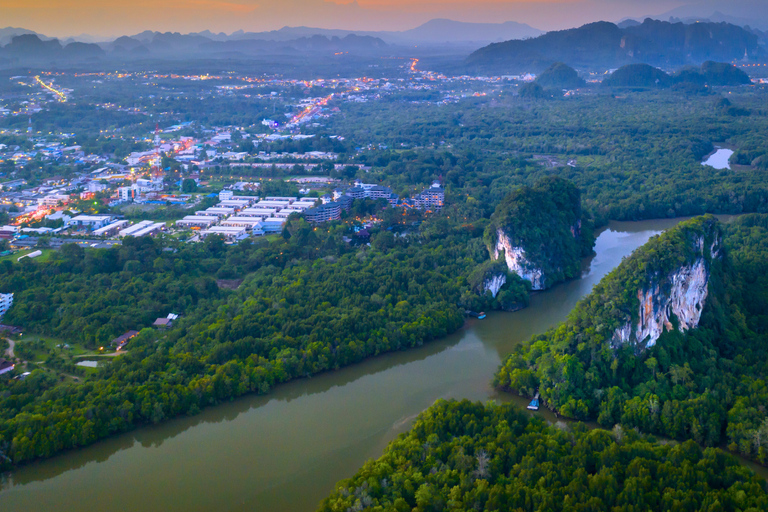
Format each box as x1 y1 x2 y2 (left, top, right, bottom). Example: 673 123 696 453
0 293 13 317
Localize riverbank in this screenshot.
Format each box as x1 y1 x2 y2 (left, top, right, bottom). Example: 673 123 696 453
1 217 713 512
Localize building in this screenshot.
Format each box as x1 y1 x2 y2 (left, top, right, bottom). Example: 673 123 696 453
221 217 267 229
0 179 28 190
67 215 114 230
344 186 366 199
111 330 139 351
18 250 42 261
260 218 286 233
0 358 13 375
0 293 13 317
254 200 290 210
87 181 107 193
118 220 154 237
200 226 249 242
304 202 342 223
194 210 226 219
367 185 399 205
92 220 130 237
273 209 304 219
153 318 173 328
131 222 165 237
293 199 319 210
0 226 19 240
204 207 236 216
118 186 135 202
412 182 445 211
176 216 218 229
219 190 234 201
343 182 398 205
38 193 69 207
238 208 276 218
218 199 252 210
232 182 260 192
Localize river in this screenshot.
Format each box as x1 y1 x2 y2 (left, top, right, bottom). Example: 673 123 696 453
1 217 764 511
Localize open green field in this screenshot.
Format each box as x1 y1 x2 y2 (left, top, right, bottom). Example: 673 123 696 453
0 249 54 264
10 333 108 362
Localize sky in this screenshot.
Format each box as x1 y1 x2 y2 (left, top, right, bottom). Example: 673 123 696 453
0 0 739 39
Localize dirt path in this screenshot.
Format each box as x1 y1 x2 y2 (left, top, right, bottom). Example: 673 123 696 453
4 338 14 359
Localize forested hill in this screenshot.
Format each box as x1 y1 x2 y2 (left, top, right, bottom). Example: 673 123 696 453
483 177 594 290
465 18 765 73
495 214 768 466
318 400 768 512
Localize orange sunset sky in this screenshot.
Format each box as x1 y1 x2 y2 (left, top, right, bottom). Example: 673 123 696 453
0 0 707 38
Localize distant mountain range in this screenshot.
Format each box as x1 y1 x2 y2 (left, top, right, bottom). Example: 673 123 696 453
0 19 543 67
180 19 542 46
654 0 768 31
1 18 763 73
466 19 766 74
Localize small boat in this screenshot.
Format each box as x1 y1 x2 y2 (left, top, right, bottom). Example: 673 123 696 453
527 392 540 411
477 312 486 319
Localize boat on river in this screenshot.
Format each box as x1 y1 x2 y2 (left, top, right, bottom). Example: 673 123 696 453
477 312 486 319
527 392 540 411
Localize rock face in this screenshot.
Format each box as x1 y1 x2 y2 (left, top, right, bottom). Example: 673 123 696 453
483 273 507 298
612 234 720 349
492 229 545 290
485 178 592 292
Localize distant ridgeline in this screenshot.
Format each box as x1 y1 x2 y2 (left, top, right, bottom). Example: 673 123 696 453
483 178 594 292
466 18 766 73
495 215 768 466
318 400 768 512
603 61 752 89
535 62 586 89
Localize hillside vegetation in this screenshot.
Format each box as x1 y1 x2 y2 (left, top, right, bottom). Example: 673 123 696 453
495 215 768 465
318 400 768 512
484 177 594 289
466 19 764 73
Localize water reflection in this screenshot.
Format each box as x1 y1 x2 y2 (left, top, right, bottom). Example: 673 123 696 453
1 216 759 512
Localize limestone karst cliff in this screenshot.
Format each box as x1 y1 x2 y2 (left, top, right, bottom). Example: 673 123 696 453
464 259 530 312
483 273 507 298
484 178 593 290
612 228 721 349
613 256 710 348
494 215 724 419
492 230 545 290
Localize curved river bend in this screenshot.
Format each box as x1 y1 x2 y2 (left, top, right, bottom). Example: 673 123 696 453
2 217 763 511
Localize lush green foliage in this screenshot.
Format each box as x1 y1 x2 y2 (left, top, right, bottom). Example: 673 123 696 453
495 215 768 465
465 19 763 73
0 208 530 468
324 89 768 222
604 62 751 89
464 260 530 312
318 400 768 512
603 64 672 88
535 62 585 89
485 177 595 289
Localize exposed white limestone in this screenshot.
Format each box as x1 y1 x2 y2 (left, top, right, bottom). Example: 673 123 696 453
483 274 507 298
612 235 714 349
493 229 545 290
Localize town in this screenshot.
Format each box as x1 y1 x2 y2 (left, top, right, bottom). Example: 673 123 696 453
0 64 460 258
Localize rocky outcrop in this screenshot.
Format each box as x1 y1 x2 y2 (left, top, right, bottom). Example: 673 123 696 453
612 234 719 349
493 229 545 290
483 273 507 298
